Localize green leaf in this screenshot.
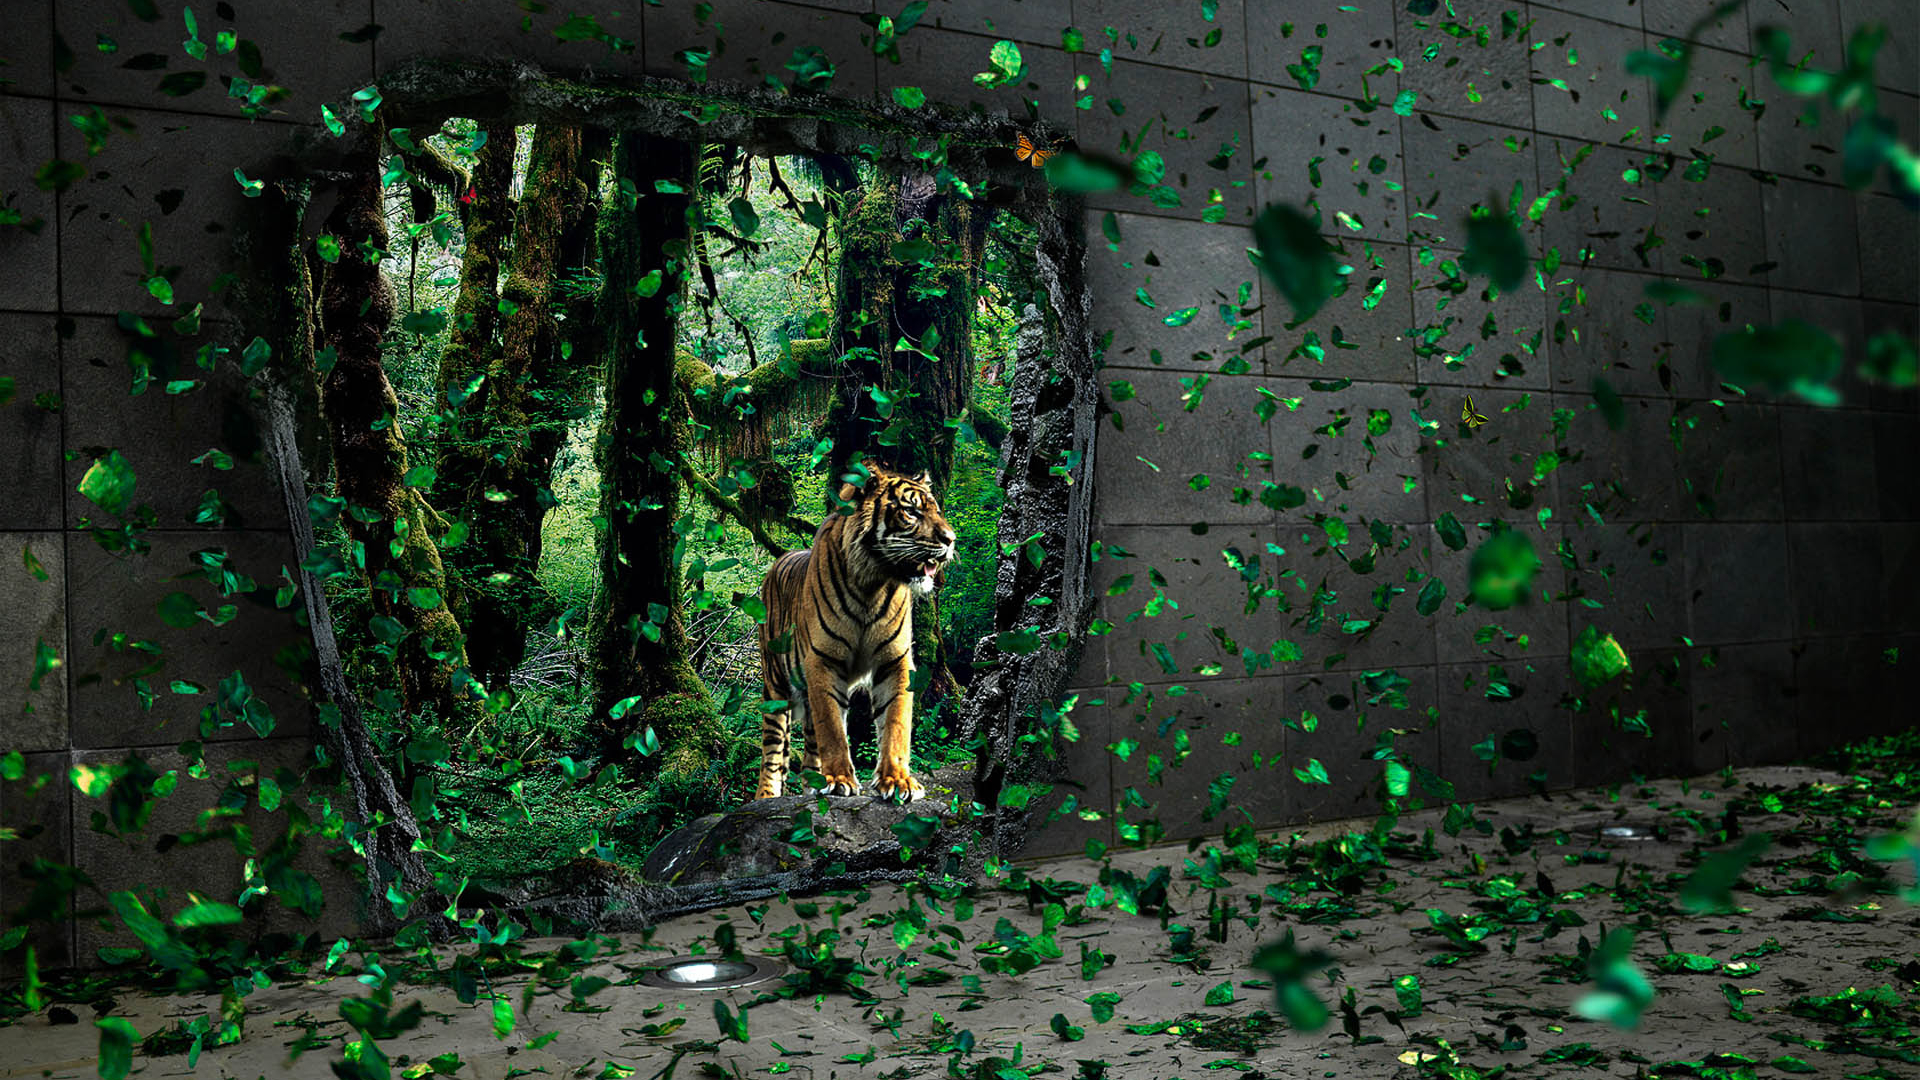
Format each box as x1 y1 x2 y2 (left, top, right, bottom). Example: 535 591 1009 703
1292 758 1330 785
1252 202 1340 323
1681 833 1771 914
1711 319 1843 405
1250 931 1333 1031
1435 511 1467 551
1049 1012 1085 1041
1569 625 1631 687
1392 89 1417 116
1467 528 1540 611
1393 973 1422 1016
156 591 200 628
891 86 926 108
633 269 663 298
1460 207 1527 291
1415 575 1446 616
727 196 759 238
1162 306 1200 327
78 450 137 516
1204 981 1234 1006
97 1017 139 1080
172 901 243 927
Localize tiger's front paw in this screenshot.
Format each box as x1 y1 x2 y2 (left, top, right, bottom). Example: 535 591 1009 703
814 769 860 797
870 767 926 803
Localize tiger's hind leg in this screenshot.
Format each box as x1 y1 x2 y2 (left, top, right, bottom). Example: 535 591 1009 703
754 657 795 800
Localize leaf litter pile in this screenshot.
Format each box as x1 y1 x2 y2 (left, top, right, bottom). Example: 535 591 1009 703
5 731 1918 1078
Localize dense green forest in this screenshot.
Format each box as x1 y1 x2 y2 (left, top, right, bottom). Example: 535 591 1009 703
312 120 1037 886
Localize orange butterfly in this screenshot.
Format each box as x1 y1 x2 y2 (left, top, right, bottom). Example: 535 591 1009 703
1013 132 1055 168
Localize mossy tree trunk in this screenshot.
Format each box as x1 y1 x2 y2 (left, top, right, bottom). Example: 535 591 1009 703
317 150 471 718
589 132 723 776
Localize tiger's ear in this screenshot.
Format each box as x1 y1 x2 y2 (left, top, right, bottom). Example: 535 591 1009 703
912 469 931 486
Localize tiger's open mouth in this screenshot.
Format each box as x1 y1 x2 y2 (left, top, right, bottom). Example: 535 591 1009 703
914 558 943 582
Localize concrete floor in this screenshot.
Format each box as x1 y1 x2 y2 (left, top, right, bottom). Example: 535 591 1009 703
5 763 1917 1079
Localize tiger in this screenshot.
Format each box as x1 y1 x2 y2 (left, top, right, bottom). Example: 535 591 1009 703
753 464 957 802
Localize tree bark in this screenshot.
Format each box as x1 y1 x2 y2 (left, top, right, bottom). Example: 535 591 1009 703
446 123 588 688
588 132 723 776
316 150 470 718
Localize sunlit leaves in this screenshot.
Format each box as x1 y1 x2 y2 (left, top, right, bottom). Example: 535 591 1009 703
1569 626 1631 687
78 450 137 516
1251 203 1340 322
974 39 1024 88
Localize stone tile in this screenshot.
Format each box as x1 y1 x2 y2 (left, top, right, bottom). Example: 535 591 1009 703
1280 522 1440 675
916 0 1068 47
1247 0 1400 101
1672 398 1785 521
1568 647 1698 785
1645 0 1752 52
1654 154 1768 284
1748 0 1844 67
70 738 326 959
0 96 58 314
1402 114 1546 254
62 317 288 532
1662 275 1771 399
1087 210 1262 372
0 3 53 98
1755 90 1841 183
1092 368 1275 527
66 530 313 749
1531 0 1640 24
1881 524 1920 632
1874 412 1920 522
377 0 646 80
1530 6 1653 146
1840 0 1917 94
0 751 73 976
1090 208 1267 372
1788 522 1886 636
55 0 373 121
56 104 297 317
1409 248 1551 390
1654 44 1760 169
1438 657 1575 803
1779 405 1879 520
1428 517 1572 665
1284 664 1440 821
1684 521 1791 643
1265 376 1428 523
1396 0 1536 127
1075 0 1248 79
1760 177 1861 298
1250 84 1408 245
0 313 63 529
1094 524 1285 686
1072 56 1256 224
1270 241 1417 385
1559 391 1686 521
1563 519 1688 649
884 27 1076 123
642 0 878 99
1420 383 1563 512
1857 194 1919 305
0 532 67 753
1107 676 1291 844
1538 140 1664 273
1547 266 1672 397
1692 641 1797 767
1794 633 1903 748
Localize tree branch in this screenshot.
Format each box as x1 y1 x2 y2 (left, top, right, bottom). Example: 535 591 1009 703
678 458 794 558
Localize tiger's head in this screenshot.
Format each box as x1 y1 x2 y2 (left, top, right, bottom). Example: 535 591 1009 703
843 465 956 598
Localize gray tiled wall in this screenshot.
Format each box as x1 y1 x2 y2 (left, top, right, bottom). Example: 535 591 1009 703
1 1 1914 962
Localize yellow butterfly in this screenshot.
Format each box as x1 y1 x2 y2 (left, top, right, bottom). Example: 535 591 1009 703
1462 395 1489 430
1013 132 1055 168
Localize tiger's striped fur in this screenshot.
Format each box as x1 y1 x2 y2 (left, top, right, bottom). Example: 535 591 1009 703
754 466 956 801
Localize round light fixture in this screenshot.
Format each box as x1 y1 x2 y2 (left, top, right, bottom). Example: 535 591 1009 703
637 955 785 990
1597 824 1661 843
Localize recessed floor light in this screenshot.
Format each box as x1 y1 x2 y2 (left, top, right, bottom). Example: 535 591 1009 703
1597 824 1662 843
637 955 786 991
